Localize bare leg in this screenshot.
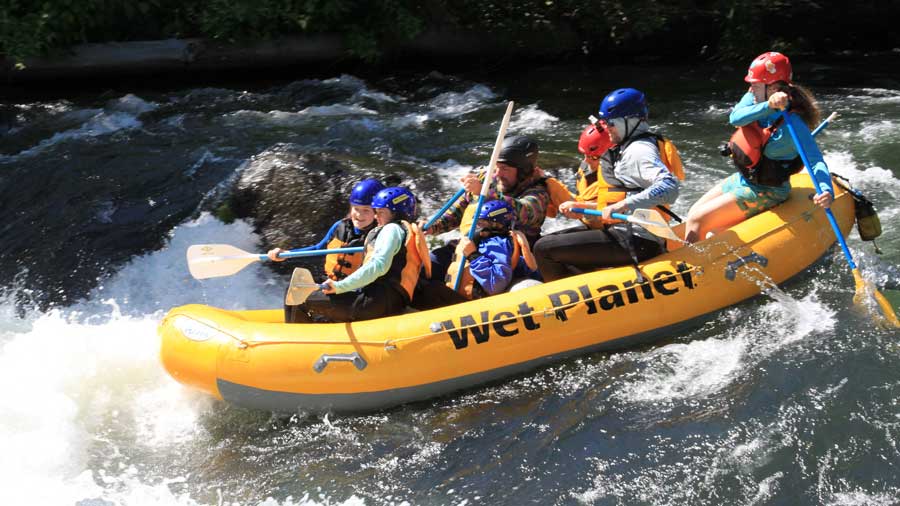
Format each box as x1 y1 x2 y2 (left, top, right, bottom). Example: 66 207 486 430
684 191 747 243
685 182 724 243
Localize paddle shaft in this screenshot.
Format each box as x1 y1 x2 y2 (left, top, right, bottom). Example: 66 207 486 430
810 111 837 137
568 208 674 234
569 208 633 222
423 188 465 231
454 101 514 291
780 111 855 268
269 246 363 261
290 283 324 289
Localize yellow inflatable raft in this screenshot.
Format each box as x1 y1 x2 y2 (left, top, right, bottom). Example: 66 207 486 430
159 174 855 413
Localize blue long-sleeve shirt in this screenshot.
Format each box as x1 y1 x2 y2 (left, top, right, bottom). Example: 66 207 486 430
468 235 537 296
730 92 834 195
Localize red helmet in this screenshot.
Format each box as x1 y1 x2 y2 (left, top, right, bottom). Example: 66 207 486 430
744 51 792 85
577 124 613 157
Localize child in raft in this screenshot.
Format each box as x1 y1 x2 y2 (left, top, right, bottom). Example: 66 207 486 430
415 200 539 308
285 186 424 323
267 178 384 321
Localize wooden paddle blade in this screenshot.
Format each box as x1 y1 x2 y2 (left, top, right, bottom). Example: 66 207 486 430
286 268 320 305
852 269 900 328
630 209 685 243
187 244 260 279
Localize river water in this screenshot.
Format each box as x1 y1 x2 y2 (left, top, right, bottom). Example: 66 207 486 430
2 62 900 505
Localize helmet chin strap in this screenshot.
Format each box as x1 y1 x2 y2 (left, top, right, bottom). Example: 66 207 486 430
621 117 644 143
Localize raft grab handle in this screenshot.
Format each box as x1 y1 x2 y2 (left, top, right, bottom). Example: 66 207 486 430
725 253 769 281
313 353 368 373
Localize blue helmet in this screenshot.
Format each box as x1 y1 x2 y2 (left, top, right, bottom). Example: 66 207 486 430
371 187 417 221
597 88 648 120
349 178 385 206
478 200 514 229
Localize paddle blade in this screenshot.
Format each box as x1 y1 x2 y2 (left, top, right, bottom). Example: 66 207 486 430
187 244 260 279
286 268 320 305
852 269 900 328
630 209 685 243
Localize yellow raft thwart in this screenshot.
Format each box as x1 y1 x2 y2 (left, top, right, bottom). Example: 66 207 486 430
159 174 855 413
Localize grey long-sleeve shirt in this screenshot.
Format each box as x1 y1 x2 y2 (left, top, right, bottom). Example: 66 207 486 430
600 122 681 243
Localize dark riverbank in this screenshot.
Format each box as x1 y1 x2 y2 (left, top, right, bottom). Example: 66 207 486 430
4 0 900 96
4 34 900 103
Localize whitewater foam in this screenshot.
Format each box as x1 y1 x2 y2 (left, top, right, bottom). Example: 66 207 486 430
507 103 559 133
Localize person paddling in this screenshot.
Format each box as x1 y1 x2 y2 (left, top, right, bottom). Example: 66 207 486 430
684 51 833 243
413 135 550 309
267 178 383 320
556 122 616 224
424 135 550 278
284 186 424 323
534 88 682 282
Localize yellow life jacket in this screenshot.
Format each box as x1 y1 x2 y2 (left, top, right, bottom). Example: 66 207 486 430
322 219 367 281
444 230 537 299
459 203 477 242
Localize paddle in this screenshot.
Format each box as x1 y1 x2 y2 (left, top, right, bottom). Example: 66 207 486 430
781 109 900 328
570 207 685 243
452 100 515 290
285 268 324 305
424 101 516 232
187 244 363 280
423 188 465 231
811 111 838 137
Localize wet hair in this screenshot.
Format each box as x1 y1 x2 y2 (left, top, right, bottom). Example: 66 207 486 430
773 81 821 129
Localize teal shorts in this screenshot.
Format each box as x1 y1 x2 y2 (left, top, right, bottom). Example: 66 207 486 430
720 173 791 218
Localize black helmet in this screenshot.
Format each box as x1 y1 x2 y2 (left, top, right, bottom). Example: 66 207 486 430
496 135 539 179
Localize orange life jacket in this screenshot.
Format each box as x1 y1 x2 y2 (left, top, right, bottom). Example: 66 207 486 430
727 117 784 170
323 219 368 281
590 133 684 226
726 117 804 186
543 176 576 218
578 163 629 228
361 221 425 301
444 230 537 299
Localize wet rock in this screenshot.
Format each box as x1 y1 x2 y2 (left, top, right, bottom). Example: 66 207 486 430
229 143 412 252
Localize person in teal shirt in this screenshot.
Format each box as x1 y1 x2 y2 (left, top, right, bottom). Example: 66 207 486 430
685 51 834 243
288 187 421 323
